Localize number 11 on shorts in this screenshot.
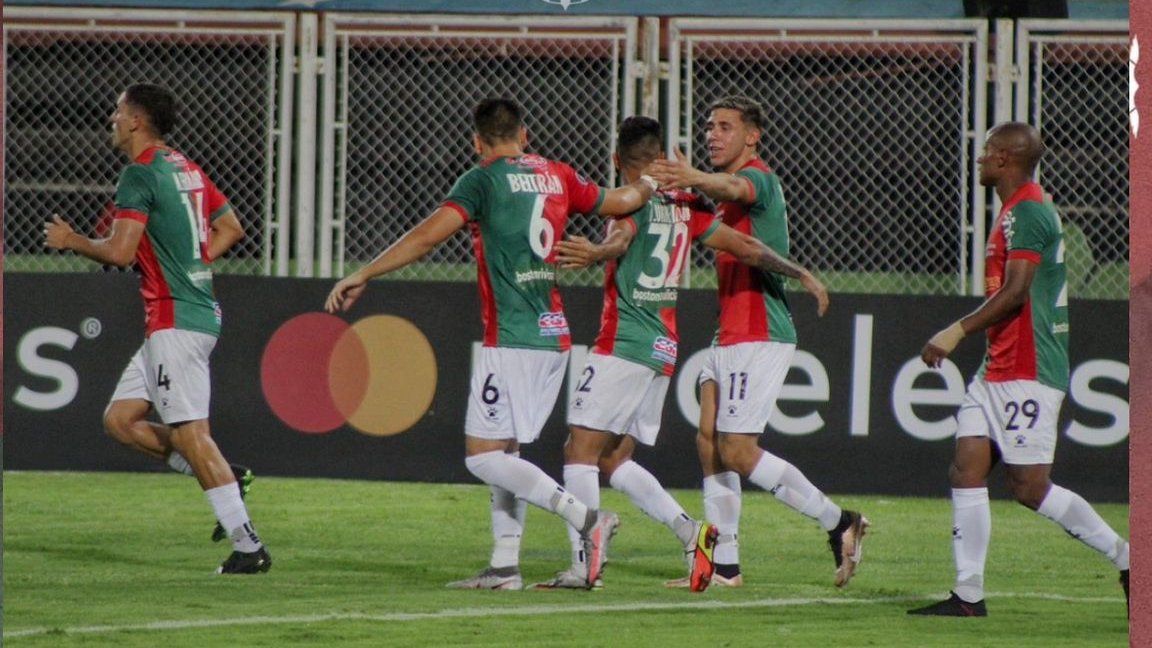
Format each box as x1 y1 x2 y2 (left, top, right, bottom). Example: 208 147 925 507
727 372 748 401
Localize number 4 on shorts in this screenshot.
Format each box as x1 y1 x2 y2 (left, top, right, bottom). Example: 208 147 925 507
157 364 172 391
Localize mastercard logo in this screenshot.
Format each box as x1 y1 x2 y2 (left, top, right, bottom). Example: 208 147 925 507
261 313 437 436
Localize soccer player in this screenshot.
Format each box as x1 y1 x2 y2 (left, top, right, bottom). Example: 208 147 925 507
649 95 867 589
543 116 830 591
44 84 270 574
325 98 654 590
906 123 1130 617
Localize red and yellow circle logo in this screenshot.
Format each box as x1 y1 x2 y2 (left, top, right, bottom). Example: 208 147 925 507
260 313 437 436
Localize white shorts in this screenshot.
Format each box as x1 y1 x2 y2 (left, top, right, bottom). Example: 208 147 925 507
955 379 1065 465
110 329 216 425
567 353 670 446
464 347 568 444
699 341 796 434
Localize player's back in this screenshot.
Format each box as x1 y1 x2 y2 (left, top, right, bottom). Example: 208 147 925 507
117 146 224 337
445 154 604 350
596 190 717 375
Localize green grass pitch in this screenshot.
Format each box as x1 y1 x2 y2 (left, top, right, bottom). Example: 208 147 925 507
3 472 1129 646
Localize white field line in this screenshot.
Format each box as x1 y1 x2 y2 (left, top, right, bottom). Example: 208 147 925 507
3 592 1123 640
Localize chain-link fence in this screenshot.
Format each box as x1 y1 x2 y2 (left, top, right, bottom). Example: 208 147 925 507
670 19 989 295
1017 21 1129 300
3 11 1129 301
3 9 294 275
321 15 637 285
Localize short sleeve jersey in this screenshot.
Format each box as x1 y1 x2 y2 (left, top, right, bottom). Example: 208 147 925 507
978 182 1069 391
114 146 230 337
592 190 720 375
442 154 605 350
713 159 796 345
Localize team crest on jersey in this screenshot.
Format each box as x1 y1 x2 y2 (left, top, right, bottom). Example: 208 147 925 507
1001 211 1017 247
513 154 549 170
650 336 678 364
538 311 570 337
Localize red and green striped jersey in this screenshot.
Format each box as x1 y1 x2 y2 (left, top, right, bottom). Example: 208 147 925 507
978 182 1069 391
113 146 230 338
442 154 605 350
593 190 720 375
713 159 796 346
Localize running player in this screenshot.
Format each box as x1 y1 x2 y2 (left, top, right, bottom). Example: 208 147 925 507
44 84 269 574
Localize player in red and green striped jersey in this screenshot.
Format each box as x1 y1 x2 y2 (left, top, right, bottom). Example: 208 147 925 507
908 123 1129 617
325 98 656 590
44 84 269 574
650 95 868 590
542 116 829 591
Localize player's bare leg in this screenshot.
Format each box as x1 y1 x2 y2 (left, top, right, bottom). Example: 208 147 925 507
103 398 172 461
170 419 269 574
105 398 254 543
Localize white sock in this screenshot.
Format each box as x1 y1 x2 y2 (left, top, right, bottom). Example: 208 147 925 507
465 451 591 532
704 471 741 567
489 484 526 569
609 460 696 546
952 487 990 603
166 452 195 476
564 464 600 562
205 484 261 553
1037 484 1129 570
747 452 843 531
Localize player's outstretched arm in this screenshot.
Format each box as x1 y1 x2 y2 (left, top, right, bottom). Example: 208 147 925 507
703 224 828 316
44 214 144 268
555 221 635 269
921 258 1036 367
598 176 658 217
325 205 465 313
207 210 245 262
647 150 753 204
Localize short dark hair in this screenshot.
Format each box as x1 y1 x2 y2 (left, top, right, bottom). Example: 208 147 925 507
473 98 524 145
617 116 663 169
708 95 768 133
123 84 179 137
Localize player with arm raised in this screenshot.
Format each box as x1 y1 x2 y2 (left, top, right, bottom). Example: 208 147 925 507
325 98 655 590
44 84 267 574
649 95 867 589
542 115 829 591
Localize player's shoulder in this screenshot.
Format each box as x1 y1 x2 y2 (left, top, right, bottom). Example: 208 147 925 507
1010 197 1059 230
658 188 714 212
735 158 775 179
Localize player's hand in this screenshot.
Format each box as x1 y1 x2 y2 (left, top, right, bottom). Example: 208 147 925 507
554 236 599 268
44 214 75 250
921 322 965 368
325 274 368 313
647 149 696 189
920 342 950 368
799 272 829 317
